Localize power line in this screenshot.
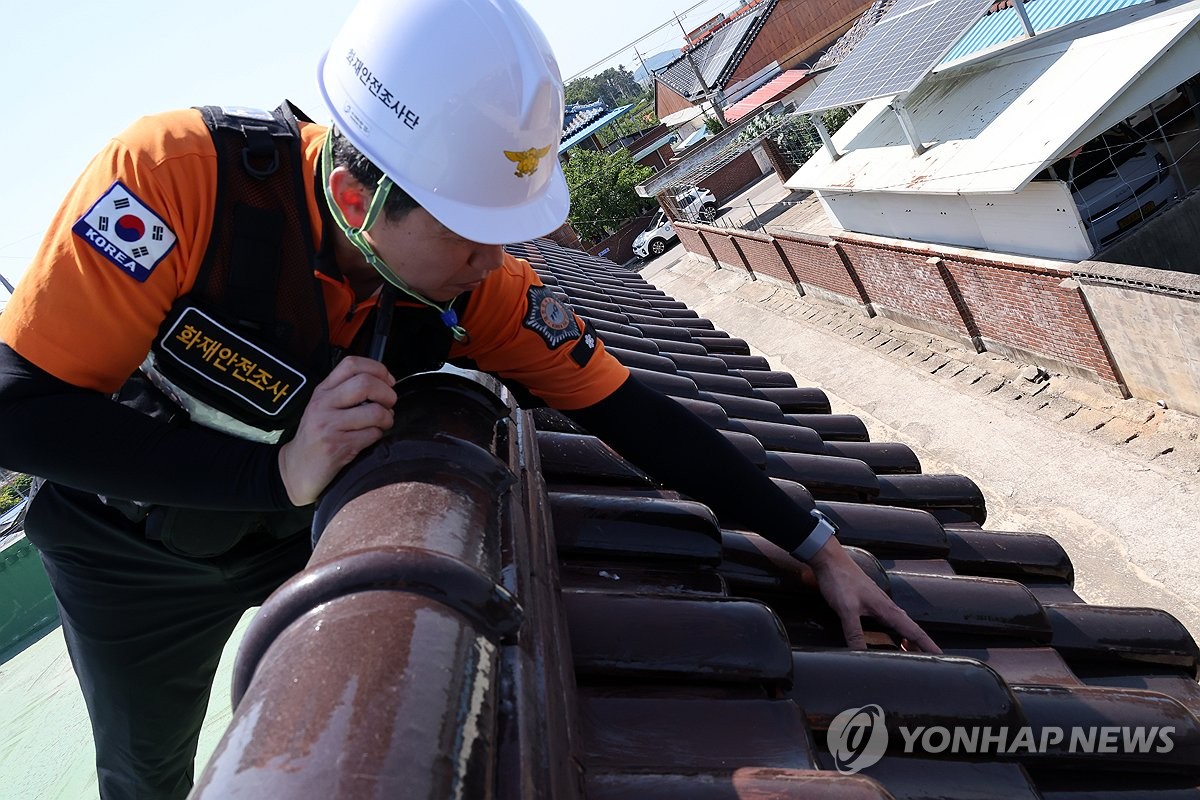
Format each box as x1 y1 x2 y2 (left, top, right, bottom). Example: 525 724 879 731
0 232 42 252
623 0 761 71
565 0 727 81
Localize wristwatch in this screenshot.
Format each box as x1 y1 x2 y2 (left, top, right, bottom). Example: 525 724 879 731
791 508 838 561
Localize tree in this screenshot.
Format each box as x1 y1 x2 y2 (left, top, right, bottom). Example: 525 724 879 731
562 148 654 243
565 65 642 107
565 76 602 106
731 107 857 168
597 97 659 148
0 473 31 512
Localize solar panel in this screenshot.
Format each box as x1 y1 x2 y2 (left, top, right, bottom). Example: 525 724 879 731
796 0 993 114
885 0 939 19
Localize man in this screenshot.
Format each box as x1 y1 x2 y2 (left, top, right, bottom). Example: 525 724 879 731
0 0 938 796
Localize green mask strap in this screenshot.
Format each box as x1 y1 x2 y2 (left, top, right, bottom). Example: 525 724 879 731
321 132 470 343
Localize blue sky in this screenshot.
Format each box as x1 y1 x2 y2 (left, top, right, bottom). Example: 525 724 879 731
0 0 733 289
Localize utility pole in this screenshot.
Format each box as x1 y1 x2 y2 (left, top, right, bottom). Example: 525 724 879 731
0 272 14 295
675 13 728 128
633 46 650 88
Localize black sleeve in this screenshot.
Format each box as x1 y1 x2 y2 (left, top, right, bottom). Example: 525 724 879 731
0 343 292 511
564 374 819 553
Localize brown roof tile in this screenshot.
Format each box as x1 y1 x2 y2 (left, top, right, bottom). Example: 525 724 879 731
195 235 1200 797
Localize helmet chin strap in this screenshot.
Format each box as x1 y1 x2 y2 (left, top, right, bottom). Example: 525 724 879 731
321 132 469 343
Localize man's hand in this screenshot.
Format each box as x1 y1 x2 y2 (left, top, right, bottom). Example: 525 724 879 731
277 357 397 506
807 537 942 654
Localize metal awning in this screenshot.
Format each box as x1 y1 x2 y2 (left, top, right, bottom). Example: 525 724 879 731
558 104 635 153
724 69 812 121
630 132 679 163
787 0 1200 195
941 0 1150 64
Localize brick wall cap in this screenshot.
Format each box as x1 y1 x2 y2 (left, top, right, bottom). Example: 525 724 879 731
774 230 835 247
1075 260 1200 297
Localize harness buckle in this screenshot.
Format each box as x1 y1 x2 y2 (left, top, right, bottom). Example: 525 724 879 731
240 125 280 178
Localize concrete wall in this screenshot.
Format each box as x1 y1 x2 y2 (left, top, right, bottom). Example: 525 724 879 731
818 181 1095 263
1098 190 1200 275
1076 261 1200 416
675 221 1127 392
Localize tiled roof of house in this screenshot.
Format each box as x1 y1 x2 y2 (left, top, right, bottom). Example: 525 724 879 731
564 102 609 138
813 0 899 71
657 0 779 101
561 102 637 154
198 234 1200 796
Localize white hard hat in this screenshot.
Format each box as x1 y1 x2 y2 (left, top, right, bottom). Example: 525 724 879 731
318 0 570 245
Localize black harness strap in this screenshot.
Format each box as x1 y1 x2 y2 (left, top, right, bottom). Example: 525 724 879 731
227 203 284 333
136 104 330 436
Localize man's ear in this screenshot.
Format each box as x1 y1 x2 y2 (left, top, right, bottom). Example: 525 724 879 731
327 166 370 228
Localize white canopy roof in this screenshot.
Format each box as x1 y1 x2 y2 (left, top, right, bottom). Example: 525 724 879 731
787 0 1200 195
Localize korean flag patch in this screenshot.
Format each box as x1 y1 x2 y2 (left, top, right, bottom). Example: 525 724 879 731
72 181 177 283
522 284 581 349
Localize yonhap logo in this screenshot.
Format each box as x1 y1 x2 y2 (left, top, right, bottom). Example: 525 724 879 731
825 702 1175 773
828 704 888 774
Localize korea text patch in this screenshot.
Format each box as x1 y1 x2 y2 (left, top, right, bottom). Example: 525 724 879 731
522 284 580 349
72 181 177 282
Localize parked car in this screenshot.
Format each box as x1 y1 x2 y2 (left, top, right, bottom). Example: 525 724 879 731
633 208 676 259
673 186 719 224
633 187 718 259
1041 123 1180 252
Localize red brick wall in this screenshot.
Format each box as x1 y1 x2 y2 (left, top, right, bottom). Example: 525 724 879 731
943 256 1118 381
700 229 748 271
728 0 869 85
836 238 970 336
731 232 791 283
637 144 675 171
698 150 765 204
546 223 583 251
587 212 655 265
671 224 1121 384
655 79 694 120
775 232 859 299
675 224 710 259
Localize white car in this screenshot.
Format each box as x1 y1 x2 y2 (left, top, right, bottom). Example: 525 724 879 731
633 187 718 259
633 208 676 259
1043 124 1180 252
673 186 719 224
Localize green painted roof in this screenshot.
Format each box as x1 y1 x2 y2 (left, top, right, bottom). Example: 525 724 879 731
0 612 255 797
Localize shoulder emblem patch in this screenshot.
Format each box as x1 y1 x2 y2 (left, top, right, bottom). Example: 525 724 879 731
523 284 580 349
72 180 177 283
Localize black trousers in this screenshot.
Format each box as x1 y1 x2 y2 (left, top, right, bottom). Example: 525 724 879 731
24 482 311 800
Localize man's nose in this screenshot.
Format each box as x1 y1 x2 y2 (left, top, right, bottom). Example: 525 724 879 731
468 243 506 276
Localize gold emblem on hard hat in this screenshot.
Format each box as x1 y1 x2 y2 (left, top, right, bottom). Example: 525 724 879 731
504 145 552 178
